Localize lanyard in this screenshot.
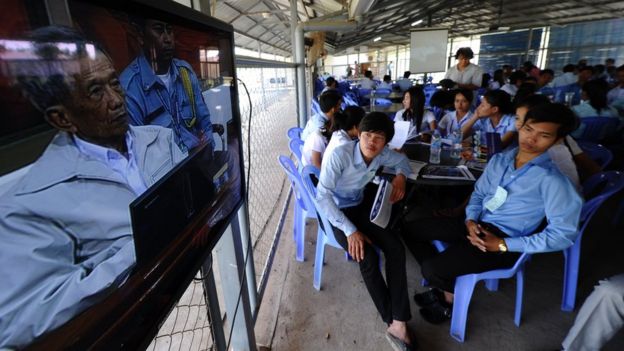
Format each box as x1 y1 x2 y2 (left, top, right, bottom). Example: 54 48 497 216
499 162 533 190
155 87 187 152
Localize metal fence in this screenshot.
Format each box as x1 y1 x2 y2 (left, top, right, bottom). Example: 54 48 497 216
147 65 297 351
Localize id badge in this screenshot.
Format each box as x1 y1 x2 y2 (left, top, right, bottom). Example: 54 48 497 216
484 186 508 212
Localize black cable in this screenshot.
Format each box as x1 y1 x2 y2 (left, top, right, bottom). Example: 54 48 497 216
220 77 254 350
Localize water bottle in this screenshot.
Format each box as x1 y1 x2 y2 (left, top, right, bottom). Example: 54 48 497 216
473 131 482 159
429 130 442 164
450 128 462 159
371 88 376 108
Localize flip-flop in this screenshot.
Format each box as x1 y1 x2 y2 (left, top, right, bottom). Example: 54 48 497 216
385 332 417 351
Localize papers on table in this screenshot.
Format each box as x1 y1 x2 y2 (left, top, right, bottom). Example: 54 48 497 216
370 179 393 228
461 159 487 172
388 121 410 149
421 165 475 181
382 160 426 181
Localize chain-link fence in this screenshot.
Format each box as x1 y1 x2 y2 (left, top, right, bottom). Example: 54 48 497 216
147 65 297 351
236 66 297 284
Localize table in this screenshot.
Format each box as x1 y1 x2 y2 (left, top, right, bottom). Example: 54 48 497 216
401 142 482 187
363 102 404 115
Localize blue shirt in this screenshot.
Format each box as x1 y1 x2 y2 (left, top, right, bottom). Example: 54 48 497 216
121 55 214 152
472 114 516 144
465 148 583 253
301 112 328 140
74 133 147 196
316 140 411 236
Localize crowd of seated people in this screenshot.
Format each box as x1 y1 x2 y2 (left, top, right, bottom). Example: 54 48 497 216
300 52 624 351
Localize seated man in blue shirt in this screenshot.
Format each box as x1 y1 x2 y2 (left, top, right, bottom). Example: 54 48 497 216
316 112 416 350
406 103 583 324
0 26 184 348
301 89 342 140
121 17 214 153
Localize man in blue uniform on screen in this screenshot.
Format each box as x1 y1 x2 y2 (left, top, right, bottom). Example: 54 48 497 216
0 26 184 348
121 17 215 153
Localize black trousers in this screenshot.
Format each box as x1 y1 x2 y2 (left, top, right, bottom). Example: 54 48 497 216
403 217 520 293
331 188 411 324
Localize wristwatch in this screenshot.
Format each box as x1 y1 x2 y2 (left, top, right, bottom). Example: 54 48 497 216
498 239 508 253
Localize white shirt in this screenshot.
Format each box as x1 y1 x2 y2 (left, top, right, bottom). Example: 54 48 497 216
572 102 619 118
325 130 352 161
489 81 501 90
359 77 376 89
438 110 473 136
607 86 624 104
377 82 393 90
397 78 412 91
302 129 327 167
552 72 577 87
394 109 436 140
73 133 148 196
445 63 483 87
548 141 580 192
500 83 518 97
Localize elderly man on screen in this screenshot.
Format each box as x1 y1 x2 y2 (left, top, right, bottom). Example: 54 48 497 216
0 26 184 349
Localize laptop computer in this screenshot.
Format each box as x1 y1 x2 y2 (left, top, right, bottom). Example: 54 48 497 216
130 143 227 269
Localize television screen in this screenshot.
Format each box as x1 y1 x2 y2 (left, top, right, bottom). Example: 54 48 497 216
0 0 244 347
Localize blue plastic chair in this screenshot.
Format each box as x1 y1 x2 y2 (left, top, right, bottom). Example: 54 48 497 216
357 88 372 106
374 88 391 98
450 252 531 342
572 117 620 143
289 139 304 168
301 165 347 290
278 155 316 262
301 165 382 289
288 127 302 141
561 171 624 311
577 141 613 170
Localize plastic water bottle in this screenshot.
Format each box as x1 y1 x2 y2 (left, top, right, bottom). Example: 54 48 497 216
429 130 442 164
371 88 376 108
450 128 462 159
473 131 482 159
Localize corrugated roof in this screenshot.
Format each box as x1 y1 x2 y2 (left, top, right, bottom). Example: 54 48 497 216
209 0 624 57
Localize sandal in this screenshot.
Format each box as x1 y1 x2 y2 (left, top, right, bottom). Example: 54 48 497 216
386 332 418 351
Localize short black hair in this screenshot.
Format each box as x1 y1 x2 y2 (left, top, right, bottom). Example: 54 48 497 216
403 71 411 78
455 47 474 59
383 75 391 82
522 103 578 138
18 26 108 112
454 88 473 103
540 69 554 76
318 89 342 113
509 70 527 84
430 90 455 109
364 70 373 78
439 78 456 90
325 76 336 87
332 106 365 133
580 65 594 74
606 58 615 64
563 64 576 73
582 79 609 113
359 112 394 144
515 94 550 110
483 90 513 114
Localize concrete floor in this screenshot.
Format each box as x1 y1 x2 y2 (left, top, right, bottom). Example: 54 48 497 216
255 191 624 351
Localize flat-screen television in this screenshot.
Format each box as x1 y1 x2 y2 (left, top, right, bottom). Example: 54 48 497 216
0 0 244 347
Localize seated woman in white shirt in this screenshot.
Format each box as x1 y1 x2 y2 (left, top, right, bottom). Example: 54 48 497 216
572 80 619 118
437 89 473 137
461 89 516 147
302 120 332 168
325 106 365 159
395 86 437 140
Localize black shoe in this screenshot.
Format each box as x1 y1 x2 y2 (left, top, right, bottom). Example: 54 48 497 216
413 288 444 307
419 301 452 324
